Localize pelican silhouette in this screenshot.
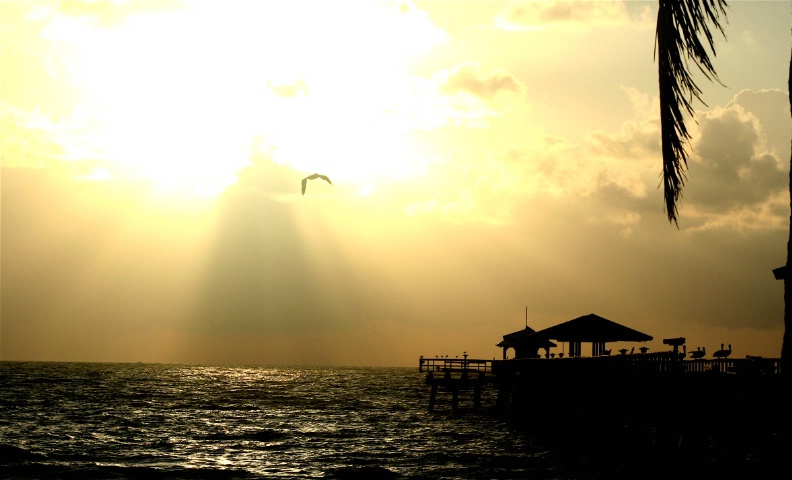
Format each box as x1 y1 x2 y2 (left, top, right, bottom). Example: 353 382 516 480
301 173 332 195
713 344 732 359
689 346 706 359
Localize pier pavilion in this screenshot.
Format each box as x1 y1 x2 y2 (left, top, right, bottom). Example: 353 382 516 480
496 326 556 359
498 313 652 359
524 313 653 358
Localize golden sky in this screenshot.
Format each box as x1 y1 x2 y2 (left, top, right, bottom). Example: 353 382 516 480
2 0 790 366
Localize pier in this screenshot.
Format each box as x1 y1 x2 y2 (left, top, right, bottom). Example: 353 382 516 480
419 352 785 460
496 355 784 457
420 354 781 412
419 355 494 413
419 313 786 469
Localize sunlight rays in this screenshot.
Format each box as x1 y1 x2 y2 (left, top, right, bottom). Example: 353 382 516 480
29 1 446 199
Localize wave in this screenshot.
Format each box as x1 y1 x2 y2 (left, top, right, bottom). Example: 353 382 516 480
325 465 401 480
0 444 48 464
0 462 253 480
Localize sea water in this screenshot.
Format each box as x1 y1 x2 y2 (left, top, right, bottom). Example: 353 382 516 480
0 362 578 480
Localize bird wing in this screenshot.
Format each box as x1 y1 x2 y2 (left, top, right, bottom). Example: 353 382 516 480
301 173 332 194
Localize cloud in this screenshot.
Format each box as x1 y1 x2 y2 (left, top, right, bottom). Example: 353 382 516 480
729 89 790 161
266 79 310 98
588 119 660 160
0 103 98 174
415 63 528 129
402 84 789 240
579 88 790 232
3 1 788 365
440 62 524 99
232 143 307 198
55 0 187 28
687 97 787 215
495 0 629 30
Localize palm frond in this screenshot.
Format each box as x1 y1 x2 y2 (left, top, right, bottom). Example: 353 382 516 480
655 0 728 225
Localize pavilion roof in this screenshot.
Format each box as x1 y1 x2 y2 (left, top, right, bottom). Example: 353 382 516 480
497 326 556 349
531 313 652 343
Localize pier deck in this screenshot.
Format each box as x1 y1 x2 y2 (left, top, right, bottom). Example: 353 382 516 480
419 356 494 413
419 354 783 416
489 355 785 456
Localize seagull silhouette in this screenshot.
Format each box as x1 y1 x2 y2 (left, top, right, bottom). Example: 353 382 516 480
713 343 731 359
301 173 332 195
689 346 706 359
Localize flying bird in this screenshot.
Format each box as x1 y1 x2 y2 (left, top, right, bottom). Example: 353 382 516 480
301 173 332 195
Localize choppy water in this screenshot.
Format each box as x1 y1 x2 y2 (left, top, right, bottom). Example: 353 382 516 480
0 362 575 480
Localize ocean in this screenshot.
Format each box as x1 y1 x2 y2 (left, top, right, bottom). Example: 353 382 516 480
0 361 579 480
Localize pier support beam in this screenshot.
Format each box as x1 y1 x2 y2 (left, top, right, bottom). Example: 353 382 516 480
473 385 481 411
496 384 512 411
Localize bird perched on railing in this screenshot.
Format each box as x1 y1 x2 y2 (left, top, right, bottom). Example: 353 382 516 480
689 346 706 359
712 344 731 359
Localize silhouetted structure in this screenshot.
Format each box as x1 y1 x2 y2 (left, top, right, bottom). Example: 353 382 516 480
497 326 556 359
420 353 492 413
419 312 783 475
773 265 786 279
524 313 652 358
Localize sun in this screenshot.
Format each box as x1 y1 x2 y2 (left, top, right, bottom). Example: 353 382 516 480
60 6 266 197
52 1 444 198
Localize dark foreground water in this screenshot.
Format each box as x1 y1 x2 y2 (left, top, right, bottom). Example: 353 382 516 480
0 362 580 480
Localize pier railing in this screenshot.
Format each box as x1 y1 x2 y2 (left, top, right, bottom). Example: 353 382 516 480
420 354 780 376
489 354 781 376
419 356 493 374
627 354 780 375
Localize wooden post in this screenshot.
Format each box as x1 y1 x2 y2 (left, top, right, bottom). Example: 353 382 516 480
451 387 459 413
496 383 512 410
428 383 438 412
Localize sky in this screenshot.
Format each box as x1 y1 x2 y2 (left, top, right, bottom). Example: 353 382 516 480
1 0 790 367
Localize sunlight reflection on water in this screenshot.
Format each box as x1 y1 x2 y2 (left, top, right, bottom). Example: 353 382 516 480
1 362 564 480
